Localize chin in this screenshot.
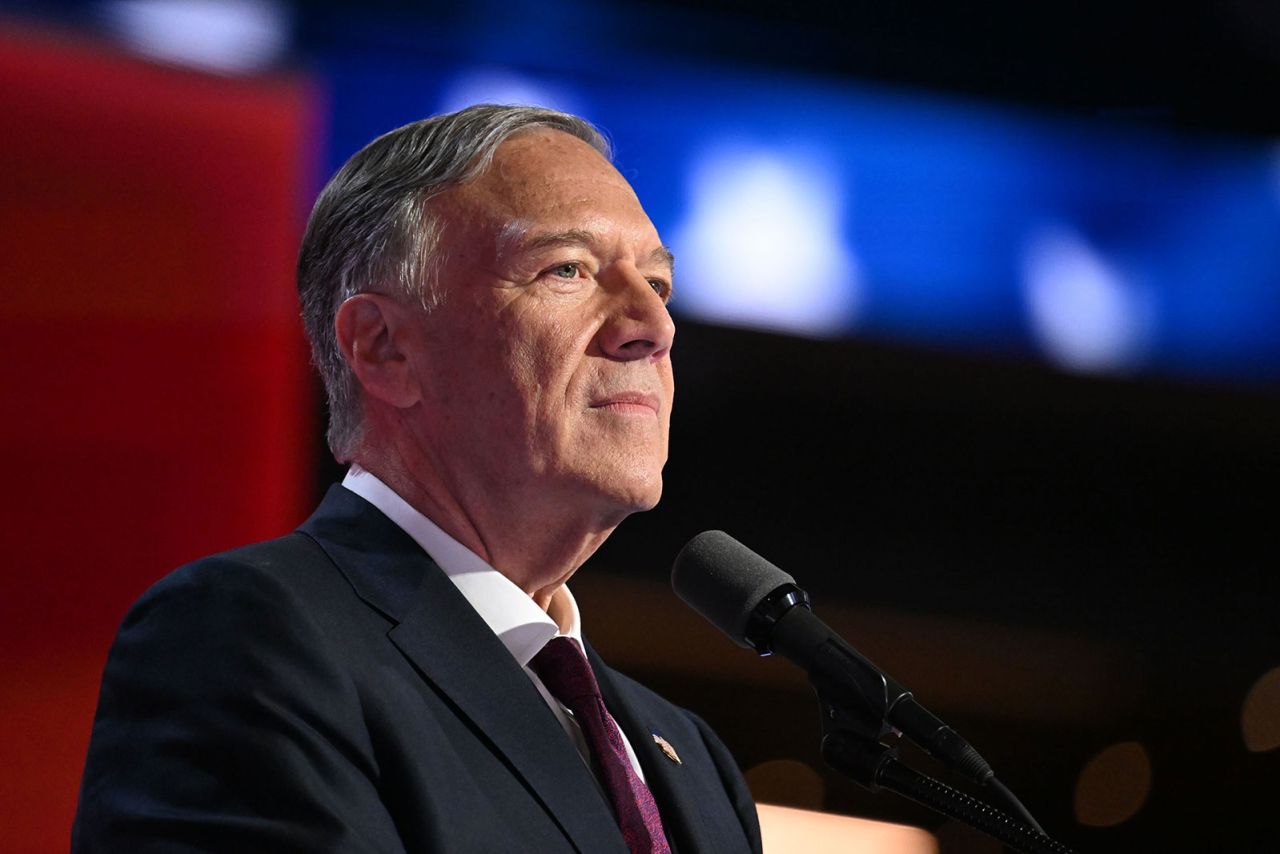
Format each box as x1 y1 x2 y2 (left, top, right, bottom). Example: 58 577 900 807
596 469 664 517
627 487 663 513
563 448 667 517
620 472 665 513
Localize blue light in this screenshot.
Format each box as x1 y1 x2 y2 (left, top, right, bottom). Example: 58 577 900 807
436 67 589 117
312 39 1280 385
1021 224 1157 375
669 140 862 337
99 0 289 74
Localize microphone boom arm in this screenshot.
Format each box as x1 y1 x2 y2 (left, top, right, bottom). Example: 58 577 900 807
670 531 1066 849
821 733 1077 854
749 585 995 785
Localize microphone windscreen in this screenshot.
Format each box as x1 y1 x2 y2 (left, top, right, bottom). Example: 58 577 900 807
671 530 795 648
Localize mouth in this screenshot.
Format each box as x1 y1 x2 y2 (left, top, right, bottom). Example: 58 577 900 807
589 391 661 416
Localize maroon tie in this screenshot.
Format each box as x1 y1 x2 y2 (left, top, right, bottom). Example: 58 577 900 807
529 637 672 854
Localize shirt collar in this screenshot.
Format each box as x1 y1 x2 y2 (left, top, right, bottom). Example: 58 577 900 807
342 465 582 667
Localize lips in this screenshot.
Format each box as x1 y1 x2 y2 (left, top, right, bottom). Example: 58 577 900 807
590 391 660 414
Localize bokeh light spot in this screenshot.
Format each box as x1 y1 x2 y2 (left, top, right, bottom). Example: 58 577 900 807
1021 224 1155 375
671 141 862 337
1073 740 1151 827
1242 666 1280 752
100 0 289 74
436 67 586 117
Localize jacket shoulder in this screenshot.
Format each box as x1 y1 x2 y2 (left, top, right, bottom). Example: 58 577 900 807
124 532 342 625
75 532 397 852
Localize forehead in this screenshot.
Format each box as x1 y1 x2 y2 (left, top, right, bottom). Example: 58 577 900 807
434 128 654 243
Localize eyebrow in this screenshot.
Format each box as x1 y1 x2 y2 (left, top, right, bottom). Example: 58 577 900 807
501 224 675 273
647 244 676 274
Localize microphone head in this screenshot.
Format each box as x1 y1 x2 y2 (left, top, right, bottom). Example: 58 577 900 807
671 531 796 648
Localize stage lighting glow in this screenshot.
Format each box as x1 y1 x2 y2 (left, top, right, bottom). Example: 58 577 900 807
436 67 587 117
319 48 1280 381
99 0 289 74
669 142 862 337
1022 225 1156 375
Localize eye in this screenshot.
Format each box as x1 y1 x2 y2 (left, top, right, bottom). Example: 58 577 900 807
551 262 581 279
648 279 672 302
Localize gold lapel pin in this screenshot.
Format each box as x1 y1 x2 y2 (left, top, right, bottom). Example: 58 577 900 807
652 733 682 765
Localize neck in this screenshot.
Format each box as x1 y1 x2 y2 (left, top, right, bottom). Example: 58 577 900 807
352 432 626 610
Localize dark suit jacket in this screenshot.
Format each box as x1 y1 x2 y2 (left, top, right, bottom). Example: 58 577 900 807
72 486 762 853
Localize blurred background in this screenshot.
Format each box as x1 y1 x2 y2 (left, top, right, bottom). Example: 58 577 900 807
2 0 1278 851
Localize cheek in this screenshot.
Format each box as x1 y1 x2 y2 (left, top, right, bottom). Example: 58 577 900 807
486 320 567 440
507 308 593 397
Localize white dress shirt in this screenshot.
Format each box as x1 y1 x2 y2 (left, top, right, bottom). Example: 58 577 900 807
342 466 646 783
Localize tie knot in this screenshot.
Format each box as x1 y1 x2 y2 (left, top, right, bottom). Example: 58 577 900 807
529 636 601 706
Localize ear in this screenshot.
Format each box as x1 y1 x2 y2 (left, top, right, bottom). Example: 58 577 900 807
334 293 423 409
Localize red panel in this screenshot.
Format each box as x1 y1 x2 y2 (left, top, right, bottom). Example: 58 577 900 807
0 23 320 851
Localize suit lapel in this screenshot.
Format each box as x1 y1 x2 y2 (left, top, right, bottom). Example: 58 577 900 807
299 487 627 854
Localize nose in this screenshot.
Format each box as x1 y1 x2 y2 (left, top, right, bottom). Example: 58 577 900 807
597 265 676 362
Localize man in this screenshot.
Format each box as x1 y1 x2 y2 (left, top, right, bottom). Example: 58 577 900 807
72 105 762 853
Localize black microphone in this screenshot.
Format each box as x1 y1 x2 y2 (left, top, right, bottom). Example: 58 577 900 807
671 530 994 785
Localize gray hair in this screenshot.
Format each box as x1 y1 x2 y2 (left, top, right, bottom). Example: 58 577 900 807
297 104 611 460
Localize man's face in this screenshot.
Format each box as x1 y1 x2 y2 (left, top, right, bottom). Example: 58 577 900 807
404 128 675 522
